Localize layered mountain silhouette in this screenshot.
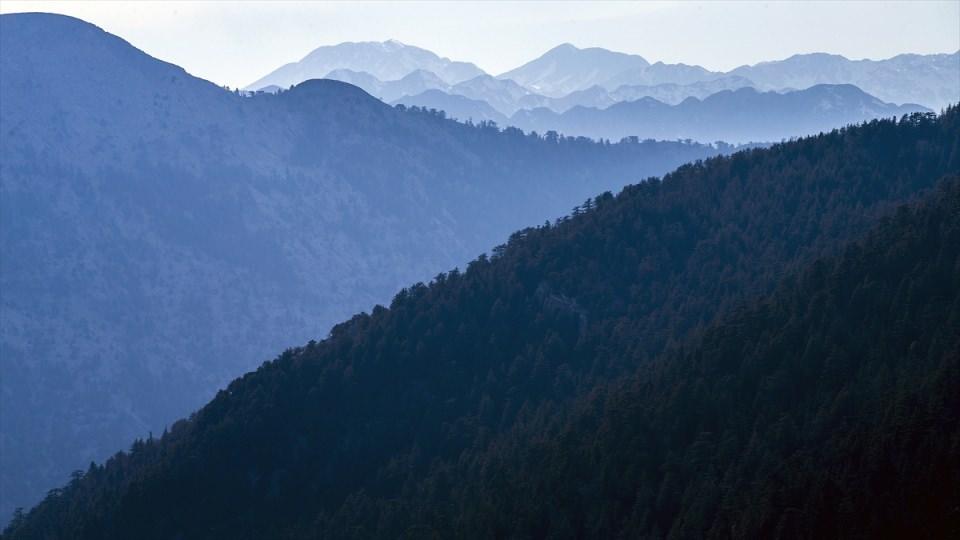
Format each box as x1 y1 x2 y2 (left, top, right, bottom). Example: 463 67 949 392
248 41 959 117
608 75 755 106
323 71 547 115
500 46 959 110
602 59 723 89
393 89 509 125
509 85 929 143
731 51 960 111
397 84 928 143
0 12 732 520
448 75 548 115
393 76 760 121
6 105 958 539
4 10 959 535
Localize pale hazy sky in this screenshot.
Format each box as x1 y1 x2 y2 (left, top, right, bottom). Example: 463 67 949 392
2 1 958 88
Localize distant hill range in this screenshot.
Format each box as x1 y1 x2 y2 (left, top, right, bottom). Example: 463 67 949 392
504 84 927 143
248 41 958 135
395 83 928 144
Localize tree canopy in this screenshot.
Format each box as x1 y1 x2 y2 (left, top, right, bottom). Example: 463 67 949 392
5 108 959 539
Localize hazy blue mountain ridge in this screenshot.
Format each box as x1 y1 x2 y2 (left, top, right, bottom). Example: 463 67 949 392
608 76 757 106
731 51 960 111
249 41 958 116
248 40 957 128
392 89 509 124
509 84 930 143
2 9 955 526
0 12 733 521
245 38 485 90
601 59 723 89
496 42 651 97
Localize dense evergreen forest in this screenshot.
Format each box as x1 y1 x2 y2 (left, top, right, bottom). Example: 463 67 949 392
5 108 958 539
430 178 960 539
2 13 737 519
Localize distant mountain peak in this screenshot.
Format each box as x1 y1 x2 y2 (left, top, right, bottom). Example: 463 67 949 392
547 42 579 53
790 51 846 60
246 39 484 90
498 44 649 98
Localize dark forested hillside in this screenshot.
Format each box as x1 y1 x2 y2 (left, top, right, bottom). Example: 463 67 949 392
428 178 960 539
0 13 727 518
6 107 958 539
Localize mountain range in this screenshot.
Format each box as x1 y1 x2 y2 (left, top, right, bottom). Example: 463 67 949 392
730 51 960 110
0 13 734 521
247 41 959 128
2 11 959 535
395 83 930 144
506 84 926 143
6 103 958 538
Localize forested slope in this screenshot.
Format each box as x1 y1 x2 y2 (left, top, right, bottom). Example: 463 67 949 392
427 178 960 539
4 108 959 538
0 13 726 518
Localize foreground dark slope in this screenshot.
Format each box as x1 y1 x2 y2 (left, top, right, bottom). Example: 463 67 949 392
0 13 724 517
6 107 958 539
437 179 960 539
